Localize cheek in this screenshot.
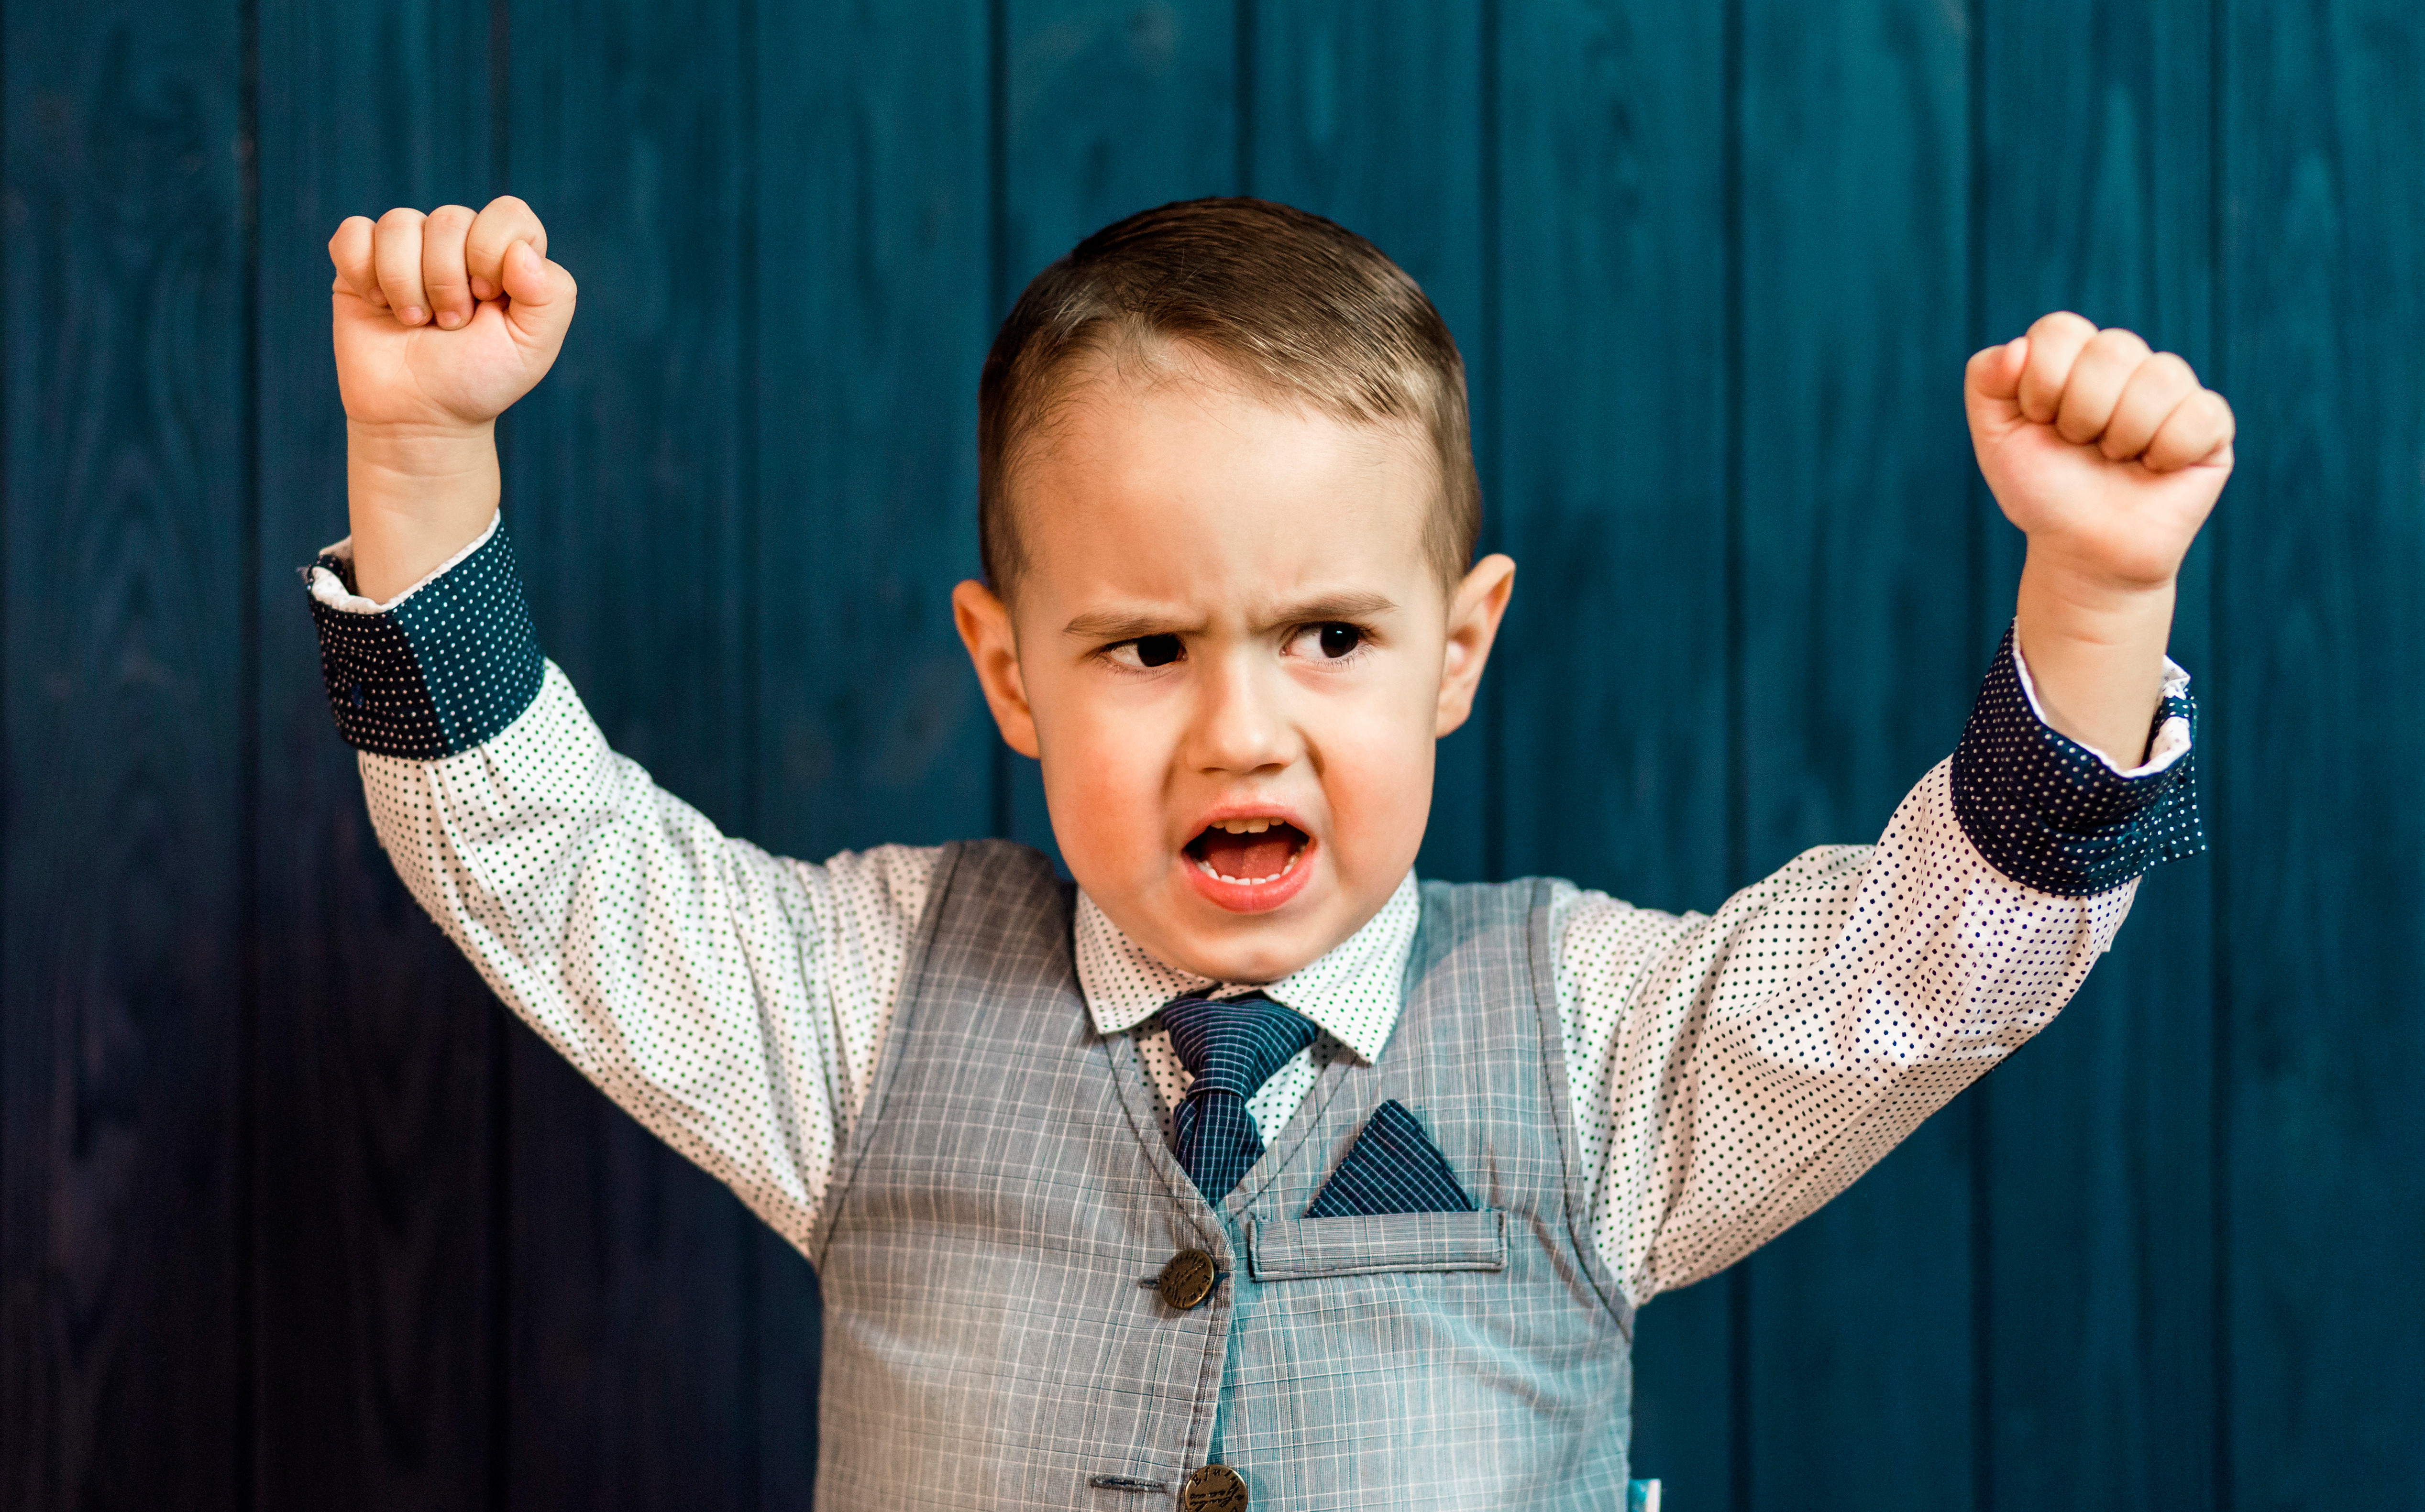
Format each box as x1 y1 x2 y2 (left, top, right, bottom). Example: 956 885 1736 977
1032 683 1178 880
1312 678 1439 871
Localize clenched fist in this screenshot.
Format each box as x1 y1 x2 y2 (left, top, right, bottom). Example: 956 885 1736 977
1965 312 2233 763
330 197 575 600
330 196 575 431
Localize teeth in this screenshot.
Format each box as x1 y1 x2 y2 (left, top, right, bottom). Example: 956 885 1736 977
1212 817 1276 834
1193 849 1302 886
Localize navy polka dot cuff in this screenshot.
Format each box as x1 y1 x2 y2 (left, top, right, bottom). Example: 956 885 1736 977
1950 625 2204 896
303 524 545 759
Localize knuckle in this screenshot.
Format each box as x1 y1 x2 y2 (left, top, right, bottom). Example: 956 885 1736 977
2089 327 2150 362
426 203 475 231
375 205 425 232
2148 351 2197 387
2031 309 2095 341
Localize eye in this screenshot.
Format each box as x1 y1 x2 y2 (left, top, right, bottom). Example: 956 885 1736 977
1113 632 1183 668
1135 633 1183 667
1286 621 1370 664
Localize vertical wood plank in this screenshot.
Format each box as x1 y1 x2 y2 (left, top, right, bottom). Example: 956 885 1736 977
998 0 1240 862
1734 0 1980 1505
2220 4 2425 1506
0 2 251 1507
750 1 996 1502
753 0 993 866
1497 0 1731 912
249 6 505 1508
1973 2 2219 1507
1247 0 1490 887
1000 0 1239 281
499 0 757 1503
1493 0 1738 1500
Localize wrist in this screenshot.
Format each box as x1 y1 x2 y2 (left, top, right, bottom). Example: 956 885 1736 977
2013 554 2173 764
2015 553 2174 647
346 419 500 602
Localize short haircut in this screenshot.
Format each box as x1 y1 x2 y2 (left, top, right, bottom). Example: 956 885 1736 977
977 197 1480 595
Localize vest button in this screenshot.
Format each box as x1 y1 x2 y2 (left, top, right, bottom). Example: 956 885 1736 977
1181 1463 1247 1510
1157 1248 1218 1310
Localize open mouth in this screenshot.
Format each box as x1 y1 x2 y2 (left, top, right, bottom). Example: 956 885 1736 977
1184 817 1310 886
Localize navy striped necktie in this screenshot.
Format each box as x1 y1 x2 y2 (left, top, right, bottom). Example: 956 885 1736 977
1160 991 1318 1205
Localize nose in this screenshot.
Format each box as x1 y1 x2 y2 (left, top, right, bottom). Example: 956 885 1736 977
1183 644 1302 776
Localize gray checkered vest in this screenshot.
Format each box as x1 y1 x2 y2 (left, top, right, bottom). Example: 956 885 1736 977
809 839 1635 1509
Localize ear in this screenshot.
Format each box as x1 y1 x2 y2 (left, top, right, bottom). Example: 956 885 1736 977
953 579 1042 759
1435 553 1516 738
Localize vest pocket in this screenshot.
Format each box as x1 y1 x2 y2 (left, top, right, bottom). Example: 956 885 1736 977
1246 1208 1507 1281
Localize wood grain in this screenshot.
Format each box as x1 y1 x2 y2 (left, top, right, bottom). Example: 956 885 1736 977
1733 0 1982 1505
498 0 757 1503
2220 3 2425 1505
752 0 994 868
0 1 253 1506
1495 0 1731 914
246 3 507 1507
1973 2 2220 1506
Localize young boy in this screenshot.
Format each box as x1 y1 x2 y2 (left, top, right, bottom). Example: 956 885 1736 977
310 196 2225 1510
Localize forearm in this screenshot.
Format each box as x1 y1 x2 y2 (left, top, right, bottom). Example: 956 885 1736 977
304 518 926 1253
347 420 500 602
1637 793 2131 1297
1577 767 2131 1303
365 667 853 1247
1578 631 2203 1304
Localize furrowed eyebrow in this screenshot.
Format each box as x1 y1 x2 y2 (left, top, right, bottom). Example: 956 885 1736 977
1062 591 1399 641
1063 609 1198 641
1267 592 1397 626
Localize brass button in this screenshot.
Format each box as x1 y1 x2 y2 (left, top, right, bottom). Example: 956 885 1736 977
1157 1248 1218 1310
1181 1464 1247 1511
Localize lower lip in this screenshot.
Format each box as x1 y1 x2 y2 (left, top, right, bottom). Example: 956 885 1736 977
1181 834 1318 914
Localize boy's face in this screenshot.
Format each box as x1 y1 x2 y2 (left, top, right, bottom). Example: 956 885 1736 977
953 354 1515 985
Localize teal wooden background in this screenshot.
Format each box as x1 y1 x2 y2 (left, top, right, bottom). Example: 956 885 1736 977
5 1 2419 1508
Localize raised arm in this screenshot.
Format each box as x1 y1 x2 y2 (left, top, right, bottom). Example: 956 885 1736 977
1571 317 2224 1304
309 203 921 1253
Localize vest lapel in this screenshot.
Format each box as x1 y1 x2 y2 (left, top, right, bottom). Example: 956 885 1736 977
1098 1028 1230 1254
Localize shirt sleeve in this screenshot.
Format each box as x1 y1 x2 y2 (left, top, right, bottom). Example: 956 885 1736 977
1560 628 2202 1306
303 516 936 1256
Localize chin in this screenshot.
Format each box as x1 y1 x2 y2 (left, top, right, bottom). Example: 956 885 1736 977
1160 894 1345 985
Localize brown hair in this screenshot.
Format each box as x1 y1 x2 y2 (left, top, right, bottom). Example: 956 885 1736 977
977 197 1480 594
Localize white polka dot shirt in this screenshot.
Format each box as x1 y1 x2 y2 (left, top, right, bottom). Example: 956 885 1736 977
311 515 2200 1308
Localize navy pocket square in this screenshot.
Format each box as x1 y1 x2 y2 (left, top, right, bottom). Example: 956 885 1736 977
1303 1099 1480 1218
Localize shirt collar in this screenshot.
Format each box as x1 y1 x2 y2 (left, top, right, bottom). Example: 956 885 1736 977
1074 872 1422 1065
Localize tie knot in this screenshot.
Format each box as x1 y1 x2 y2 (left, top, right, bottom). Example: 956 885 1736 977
1160 992 1317 1099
